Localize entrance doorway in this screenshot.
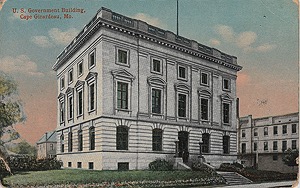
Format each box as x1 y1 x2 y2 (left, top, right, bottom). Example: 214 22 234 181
178 131 189 163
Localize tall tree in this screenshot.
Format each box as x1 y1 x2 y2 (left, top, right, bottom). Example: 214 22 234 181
0 72 25 179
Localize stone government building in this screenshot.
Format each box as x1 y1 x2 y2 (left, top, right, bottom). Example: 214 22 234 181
238 113 298 173
52 7 242 170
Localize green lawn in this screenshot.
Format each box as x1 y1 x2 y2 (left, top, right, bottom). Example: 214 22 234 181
3 169 225 187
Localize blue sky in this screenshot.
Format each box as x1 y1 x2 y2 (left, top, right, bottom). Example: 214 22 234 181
0 0 298 144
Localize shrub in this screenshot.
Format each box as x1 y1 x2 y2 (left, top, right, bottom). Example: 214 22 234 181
218 163 242 172
0 155 61 174
149 158 173 171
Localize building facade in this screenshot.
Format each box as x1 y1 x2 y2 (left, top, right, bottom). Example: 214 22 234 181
36 131 57 159
52 7 242 170
238 113 298 173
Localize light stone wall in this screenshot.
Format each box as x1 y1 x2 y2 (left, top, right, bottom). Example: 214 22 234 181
54 8 240 171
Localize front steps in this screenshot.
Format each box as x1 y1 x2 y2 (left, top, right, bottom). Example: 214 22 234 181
217 171 252 186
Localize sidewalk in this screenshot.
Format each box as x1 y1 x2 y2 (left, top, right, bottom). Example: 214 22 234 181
212 180 295 188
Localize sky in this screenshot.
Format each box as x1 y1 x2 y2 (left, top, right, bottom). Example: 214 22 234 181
0 0 298 144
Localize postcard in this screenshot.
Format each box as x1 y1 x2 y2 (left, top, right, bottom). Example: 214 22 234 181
0 0 298 187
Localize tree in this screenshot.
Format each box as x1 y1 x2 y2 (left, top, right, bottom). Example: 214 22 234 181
11 141 37 156
0 72 25 181
282 148 299 167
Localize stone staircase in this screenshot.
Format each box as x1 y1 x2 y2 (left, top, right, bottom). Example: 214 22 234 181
217 171 253 186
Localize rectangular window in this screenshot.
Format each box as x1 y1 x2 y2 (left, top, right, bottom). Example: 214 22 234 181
273 126 278 135
178 94 187 118
60 77 65 90
50 144 54 151
200 98 209 120
88 162 94 170
282 140 287 151
77 162 82 168
152 59 161 73
152 89 161 114
273 141 278 151
89 51 95 68
201 72 208 85
264 142 268 151
253 142 257 152
292 124 297 134
223 78 230 90
78 90 83 116
116 126 128 150
68 95 73 120
118 162 129 171
242 130 246 138
68 162 72 167
78 61 83 77
178 66 186 79
118 49 128 64
89 83 95 111
254 128 258 137
264 127 268 136
282 125 287 134
292 140 297 150
117 82 128 109
223 103 230 124
273 154 278 161
68 69 73 84
241 143 246 154
59 100 65 123
152 129 163 151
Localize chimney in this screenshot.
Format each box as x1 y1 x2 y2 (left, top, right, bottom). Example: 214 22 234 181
45 132 48 140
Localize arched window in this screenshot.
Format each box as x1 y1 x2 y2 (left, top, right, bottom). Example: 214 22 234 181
152 129 163 151
78 129 83 151
202 133 210 153
89 127 95 150
60 134 64 153
223 135 230 154
68 131 73 152
116 126 128 150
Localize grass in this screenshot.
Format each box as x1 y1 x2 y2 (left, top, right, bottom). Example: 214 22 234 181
3 169 223 187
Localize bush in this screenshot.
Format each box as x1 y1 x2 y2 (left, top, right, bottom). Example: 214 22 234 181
149 158 173 171
218 163 242 172
0 155 61 174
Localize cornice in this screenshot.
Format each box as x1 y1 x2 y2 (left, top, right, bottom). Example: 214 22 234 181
53 8 243 72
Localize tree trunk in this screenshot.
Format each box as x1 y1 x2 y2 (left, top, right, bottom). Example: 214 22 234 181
0 145 12 175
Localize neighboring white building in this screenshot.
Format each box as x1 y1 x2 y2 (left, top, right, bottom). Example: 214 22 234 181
52 7 242 170
238 112 298 173
36 131 57 159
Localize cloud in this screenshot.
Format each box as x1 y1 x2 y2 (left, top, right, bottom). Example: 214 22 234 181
215 25 235 42
31 36 52 48
132 13 165 28
213 24 276 53
31 28 79 47
0 55 44 76
48 28 78 46
209 38 221 46
236 31 257 48
0 0 7 11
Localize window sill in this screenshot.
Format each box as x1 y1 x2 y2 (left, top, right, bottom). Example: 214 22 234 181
116 62 130 67
177 77 188 82
116 108 132 112
151 70 163 75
